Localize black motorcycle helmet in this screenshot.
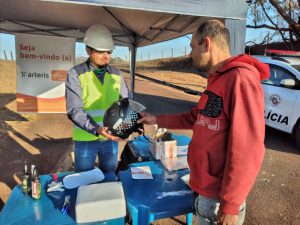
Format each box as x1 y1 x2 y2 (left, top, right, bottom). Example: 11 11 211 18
103 98 145 139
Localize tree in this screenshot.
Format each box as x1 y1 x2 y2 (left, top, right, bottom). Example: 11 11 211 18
247 0 300 48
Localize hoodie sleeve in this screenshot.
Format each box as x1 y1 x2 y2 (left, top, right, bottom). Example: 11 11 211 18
219 67 265 215
156 106 198 129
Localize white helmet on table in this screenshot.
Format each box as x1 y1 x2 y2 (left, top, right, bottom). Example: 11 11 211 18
84 24 115 51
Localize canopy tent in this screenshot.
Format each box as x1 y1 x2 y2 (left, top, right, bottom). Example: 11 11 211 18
0 0 248 96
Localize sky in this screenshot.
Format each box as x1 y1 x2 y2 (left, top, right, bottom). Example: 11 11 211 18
0 23 265 61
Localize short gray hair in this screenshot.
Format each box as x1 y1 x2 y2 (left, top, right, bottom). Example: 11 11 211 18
196 20 230 48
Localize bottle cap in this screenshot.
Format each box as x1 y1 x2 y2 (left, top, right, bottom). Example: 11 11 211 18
52 173 58 182
24 161 28 174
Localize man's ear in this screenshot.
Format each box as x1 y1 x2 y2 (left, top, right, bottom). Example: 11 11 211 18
202 37 211 53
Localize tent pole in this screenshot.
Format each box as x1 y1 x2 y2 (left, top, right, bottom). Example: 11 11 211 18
225 19 246 56
129 45 137 99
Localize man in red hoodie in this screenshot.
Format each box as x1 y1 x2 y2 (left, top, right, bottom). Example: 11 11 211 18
138 20 270 225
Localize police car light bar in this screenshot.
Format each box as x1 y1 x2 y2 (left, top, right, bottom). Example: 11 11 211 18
265 49 300 57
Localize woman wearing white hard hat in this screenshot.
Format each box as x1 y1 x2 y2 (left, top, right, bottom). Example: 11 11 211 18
65 24 129 172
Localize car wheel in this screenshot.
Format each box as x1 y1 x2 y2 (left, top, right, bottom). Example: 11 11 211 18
295 123 300 150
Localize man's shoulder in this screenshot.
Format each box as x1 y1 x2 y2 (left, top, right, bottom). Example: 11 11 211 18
107 64 122 75
216 62 261 86
223 61 257 73
221 61 259 77
70 61 90 75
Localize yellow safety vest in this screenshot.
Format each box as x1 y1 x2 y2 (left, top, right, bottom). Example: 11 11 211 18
73 70 121 141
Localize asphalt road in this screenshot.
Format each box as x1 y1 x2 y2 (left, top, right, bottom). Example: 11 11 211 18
129 75 300 225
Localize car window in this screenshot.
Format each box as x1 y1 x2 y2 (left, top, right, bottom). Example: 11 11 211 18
262 64 295 86
292 65 300 73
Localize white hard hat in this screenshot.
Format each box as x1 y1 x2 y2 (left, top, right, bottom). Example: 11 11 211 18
84 24 115 51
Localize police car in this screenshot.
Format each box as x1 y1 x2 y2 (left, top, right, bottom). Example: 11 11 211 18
254 50 300 149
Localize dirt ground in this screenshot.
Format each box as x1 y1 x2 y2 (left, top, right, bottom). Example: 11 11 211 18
0 59 299 225
0 60 73 210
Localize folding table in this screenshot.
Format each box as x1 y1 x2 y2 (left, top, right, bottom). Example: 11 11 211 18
0 171 124 225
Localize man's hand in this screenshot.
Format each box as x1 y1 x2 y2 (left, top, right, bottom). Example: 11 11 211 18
137 112 157 125
97 127 123 141
217 212 238 225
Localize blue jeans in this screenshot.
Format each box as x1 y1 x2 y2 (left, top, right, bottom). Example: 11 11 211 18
194 194 246 225
74 140 118 173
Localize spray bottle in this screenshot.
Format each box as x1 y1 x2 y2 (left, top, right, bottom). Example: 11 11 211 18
31 167 41 200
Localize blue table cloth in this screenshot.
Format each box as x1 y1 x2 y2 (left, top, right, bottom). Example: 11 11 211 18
0 172 124 225
118 161 194 225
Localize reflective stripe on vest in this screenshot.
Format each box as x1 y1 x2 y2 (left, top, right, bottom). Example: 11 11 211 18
73 70 121 141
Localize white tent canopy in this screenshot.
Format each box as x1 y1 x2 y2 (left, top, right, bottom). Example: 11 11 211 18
0 0 248 95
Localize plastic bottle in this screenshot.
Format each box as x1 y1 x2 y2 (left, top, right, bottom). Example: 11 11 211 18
31 167 41 200
22 161 30 194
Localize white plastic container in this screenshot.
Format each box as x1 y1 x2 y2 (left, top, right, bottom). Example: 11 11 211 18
75 182 126 223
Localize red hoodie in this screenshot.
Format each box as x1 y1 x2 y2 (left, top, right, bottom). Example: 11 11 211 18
156 54 270 214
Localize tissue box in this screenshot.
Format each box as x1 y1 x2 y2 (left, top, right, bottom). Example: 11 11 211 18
75 182 126 223
150 139 177 159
